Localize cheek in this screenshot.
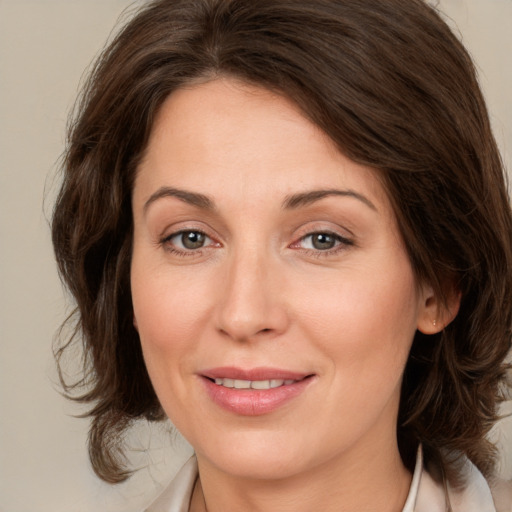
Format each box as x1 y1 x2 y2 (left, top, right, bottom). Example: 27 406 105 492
131 262 212 352
295 259 419 384
130 263 201 407
130 257 228 417
130 266 202 418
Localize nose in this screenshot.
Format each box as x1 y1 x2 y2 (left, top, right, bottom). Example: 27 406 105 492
215 249 289 342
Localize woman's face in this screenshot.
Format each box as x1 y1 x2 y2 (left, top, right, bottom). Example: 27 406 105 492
131 78 435 480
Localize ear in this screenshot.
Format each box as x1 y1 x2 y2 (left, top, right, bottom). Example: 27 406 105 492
133 313 138 331
416 282 461 335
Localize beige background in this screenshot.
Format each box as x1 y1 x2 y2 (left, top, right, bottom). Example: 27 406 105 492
0 1 511 511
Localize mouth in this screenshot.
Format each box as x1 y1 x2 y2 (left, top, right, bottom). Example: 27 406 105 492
199 367 315 415
209 377 300 389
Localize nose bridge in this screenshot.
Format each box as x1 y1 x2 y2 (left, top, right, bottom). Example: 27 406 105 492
216 241 287 341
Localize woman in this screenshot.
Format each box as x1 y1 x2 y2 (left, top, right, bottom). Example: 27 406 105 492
52 0 512 510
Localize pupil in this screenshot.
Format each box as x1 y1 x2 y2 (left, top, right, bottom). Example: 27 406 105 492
182 231 205 249
313 233 335 250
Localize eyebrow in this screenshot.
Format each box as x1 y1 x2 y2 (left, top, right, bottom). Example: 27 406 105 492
143 186 215 214
282 189 377 211
143 186 377 214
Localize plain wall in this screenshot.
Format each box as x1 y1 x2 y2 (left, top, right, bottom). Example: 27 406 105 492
0 1 510 511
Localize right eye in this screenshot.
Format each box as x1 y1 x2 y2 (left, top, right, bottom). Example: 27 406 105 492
299 232 342 251
163 230 213 252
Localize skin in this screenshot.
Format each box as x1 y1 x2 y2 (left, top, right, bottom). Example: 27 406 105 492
131 78 447 512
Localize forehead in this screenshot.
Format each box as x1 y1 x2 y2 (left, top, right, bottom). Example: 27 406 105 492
134 78 390 213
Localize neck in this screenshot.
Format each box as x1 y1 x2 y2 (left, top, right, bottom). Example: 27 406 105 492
190 440 413 512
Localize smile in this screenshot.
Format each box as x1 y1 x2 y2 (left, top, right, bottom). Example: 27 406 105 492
213 378 297 389
200 368 315 415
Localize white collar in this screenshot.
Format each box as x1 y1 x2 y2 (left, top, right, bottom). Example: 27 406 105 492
404 446 497 512
146 447 498 512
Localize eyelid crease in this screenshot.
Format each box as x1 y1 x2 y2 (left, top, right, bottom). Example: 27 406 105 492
161 228 215 245
158 222 355 261
158 219 218 242
159 228 220 259
293 231 354 247
287 230 355 262
291 239 354 261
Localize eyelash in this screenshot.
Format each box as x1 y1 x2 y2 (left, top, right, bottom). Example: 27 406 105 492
293 232 354 257
160 230 216 258
159 229 354 258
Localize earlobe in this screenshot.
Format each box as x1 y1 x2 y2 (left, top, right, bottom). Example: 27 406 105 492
417 285 461 335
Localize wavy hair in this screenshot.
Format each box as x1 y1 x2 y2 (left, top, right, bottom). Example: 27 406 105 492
52 0 512 485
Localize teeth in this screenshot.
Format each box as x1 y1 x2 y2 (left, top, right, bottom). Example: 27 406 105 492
213 378 297 389
251 380 271 390
234 379 251 389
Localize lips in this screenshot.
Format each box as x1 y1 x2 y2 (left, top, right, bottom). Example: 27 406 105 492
200 367 314 416
213 378 297 389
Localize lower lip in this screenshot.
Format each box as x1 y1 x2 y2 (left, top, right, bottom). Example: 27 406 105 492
201 376 313 416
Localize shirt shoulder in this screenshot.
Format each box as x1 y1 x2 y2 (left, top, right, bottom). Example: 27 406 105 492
408 445 502 512
145 456 198 512
448 458 497 512
491 479 512 512
416 452 507 512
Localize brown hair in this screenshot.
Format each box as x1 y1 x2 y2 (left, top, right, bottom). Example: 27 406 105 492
52 0 512 486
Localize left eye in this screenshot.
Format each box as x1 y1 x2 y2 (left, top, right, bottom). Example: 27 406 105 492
299 232 345 250
167 230 211 250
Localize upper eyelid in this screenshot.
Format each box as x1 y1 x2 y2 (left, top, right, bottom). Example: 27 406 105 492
163 228 216 245
293 231 353 247
157 221 355 246
302 231 351 242
160 229 218 257
162 228 205 241
292 222 355 241
160 224 217 241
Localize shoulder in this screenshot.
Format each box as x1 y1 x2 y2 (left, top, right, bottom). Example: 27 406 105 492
491 478 512 512
145 456 198 512
447 459 500 512
414 446 510 512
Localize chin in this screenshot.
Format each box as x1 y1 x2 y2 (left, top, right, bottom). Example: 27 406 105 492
195 430 315 480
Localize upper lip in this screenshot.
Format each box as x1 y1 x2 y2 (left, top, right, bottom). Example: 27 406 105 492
200 367 312 381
